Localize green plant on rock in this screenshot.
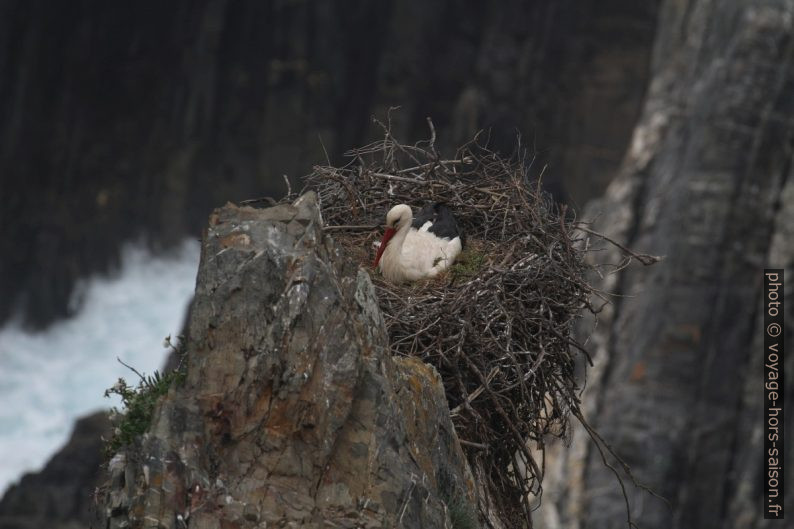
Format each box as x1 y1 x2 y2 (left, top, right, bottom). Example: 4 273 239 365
438 471 479 529
103 335 187 456
445 492 479 529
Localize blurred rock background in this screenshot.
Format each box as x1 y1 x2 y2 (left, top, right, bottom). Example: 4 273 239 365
0 0 658 328
1 0 792 528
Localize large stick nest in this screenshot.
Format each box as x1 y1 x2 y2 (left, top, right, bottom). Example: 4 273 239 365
305 119 598 527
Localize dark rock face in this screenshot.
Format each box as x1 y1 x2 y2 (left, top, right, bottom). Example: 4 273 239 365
0 0 659 328
0 411 110 529
537 1 794 528
104 193 475 528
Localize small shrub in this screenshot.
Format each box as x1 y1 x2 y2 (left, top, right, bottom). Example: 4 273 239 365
103 335 187 455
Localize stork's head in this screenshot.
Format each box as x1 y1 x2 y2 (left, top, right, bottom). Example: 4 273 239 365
385 204 412 229
373 204 412 268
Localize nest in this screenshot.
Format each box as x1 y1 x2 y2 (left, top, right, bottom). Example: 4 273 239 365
304 119 598 527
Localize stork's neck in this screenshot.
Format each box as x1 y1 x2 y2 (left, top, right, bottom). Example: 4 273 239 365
385 218 412 257
379 221 411 282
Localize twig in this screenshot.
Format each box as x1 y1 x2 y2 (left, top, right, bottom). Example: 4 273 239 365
395 159 466 175
575 225 662 266
239 196 277 206
318 133 332 166
324 224 379 231
283 174 293 198
427 116 437 148
458 439 489 450
370 172 429 185
117 357 147 383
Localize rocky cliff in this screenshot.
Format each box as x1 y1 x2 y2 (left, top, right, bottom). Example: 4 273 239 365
0 412 110 529
0 0 659 328
103 193 477 528
537 1 794 528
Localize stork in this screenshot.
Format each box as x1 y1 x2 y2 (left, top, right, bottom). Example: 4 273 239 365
372 203 464 282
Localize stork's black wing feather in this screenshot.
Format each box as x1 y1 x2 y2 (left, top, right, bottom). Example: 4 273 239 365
412 204 437 229
411 203 464 247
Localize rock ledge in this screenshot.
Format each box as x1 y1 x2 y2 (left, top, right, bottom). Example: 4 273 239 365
105 193 475 529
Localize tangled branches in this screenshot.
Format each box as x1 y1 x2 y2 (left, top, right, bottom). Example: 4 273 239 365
306 118 598 528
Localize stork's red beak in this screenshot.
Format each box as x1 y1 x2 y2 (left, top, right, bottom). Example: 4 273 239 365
373 227 396 268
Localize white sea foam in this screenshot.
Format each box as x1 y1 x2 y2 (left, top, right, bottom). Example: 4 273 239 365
0 239 200 495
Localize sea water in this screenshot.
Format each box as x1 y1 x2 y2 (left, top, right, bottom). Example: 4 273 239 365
0 240 200 495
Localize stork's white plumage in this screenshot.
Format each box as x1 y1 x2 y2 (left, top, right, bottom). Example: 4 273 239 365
373 203 464 283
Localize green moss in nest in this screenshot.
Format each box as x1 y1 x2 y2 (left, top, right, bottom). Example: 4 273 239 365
450 245 486 280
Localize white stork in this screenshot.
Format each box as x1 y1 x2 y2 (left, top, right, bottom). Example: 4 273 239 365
372 203 464 282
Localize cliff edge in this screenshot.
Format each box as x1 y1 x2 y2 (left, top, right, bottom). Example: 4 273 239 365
104 193 475 528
